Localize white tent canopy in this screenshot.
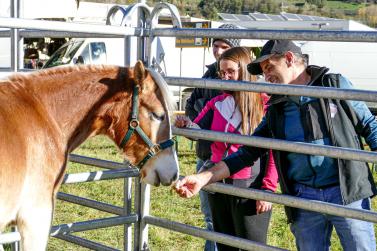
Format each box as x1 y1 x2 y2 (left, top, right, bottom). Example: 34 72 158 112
0 0 77 19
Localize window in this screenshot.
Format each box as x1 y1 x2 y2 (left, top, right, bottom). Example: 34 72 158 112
90 42 107 64
80 44 90 64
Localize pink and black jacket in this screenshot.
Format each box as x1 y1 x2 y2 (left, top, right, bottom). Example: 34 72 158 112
194 93 278 192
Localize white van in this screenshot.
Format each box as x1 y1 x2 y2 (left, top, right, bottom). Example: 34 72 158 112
43 37 127 68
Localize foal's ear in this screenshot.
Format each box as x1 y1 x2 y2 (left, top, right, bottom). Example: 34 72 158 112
134 60 147 86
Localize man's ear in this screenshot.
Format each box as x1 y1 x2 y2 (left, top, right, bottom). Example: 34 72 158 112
285 51 295 66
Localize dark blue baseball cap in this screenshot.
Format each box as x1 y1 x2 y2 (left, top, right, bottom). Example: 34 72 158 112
247 40 303 75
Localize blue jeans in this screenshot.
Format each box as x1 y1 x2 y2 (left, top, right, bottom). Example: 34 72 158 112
197 159 217 251
290 184 376 251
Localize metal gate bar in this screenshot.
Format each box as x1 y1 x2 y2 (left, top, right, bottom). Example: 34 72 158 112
144 216 286 251
174 128 377 163
55 234 119 251
50 215 138 236
57 192 124 216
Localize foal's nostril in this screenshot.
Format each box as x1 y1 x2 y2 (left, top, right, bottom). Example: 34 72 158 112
160 172 178 186
171 172 178 183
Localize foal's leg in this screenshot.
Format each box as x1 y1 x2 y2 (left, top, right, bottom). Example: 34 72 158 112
17 195 54 251
0 235 3 251
0 226 3 251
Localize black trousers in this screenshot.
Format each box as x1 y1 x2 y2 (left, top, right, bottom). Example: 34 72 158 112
207 179 272 251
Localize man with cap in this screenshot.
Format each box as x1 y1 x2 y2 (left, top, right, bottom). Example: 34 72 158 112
176 39 377 250
184 23 240 251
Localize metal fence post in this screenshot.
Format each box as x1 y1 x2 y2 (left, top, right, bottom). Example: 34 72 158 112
138 183 150 251
10 1 21 248
124 177 133 251
133 177 141 251
132 179 151 251
10 227 19 251
137 0 147 63
10 0 21 72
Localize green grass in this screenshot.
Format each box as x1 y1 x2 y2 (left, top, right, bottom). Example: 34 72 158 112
325 0 365 12
285 0 365 11
45 136 204 251
4 135 371 250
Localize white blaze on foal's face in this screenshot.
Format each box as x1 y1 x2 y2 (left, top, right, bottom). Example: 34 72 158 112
140 109 179 186
138 80 179 186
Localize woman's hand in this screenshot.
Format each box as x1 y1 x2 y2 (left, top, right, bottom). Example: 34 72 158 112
256 200 272 214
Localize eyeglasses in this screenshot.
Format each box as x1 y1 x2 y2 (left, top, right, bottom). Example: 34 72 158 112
219 67 240 79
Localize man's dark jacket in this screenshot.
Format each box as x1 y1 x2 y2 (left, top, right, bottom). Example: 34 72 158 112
223 65 377 222
185 62 222 160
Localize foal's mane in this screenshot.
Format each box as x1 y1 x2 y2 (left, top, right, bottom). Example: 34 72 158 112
4 65 175 112
147 69 176 114
4 64 121 88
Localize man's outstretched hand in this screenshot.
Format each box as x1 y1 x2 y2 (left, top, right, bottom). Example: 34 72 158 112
173 161 230 198
173 174 207 198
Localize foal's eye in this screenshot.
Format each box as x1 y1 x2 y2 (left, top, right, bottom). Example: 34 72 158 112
149 112 165 122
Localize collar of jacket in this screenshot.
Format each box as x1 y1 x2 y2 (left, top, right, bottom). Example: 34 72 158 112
205 61 219 73
267 65 330 105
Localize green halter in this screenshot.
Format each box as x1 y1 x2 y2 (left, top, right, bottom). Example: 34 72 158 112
119 85 174 168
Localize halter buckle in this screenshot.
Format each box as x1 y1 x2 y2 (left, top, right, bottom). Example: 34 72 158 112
150 144 162 155
129 119 139 129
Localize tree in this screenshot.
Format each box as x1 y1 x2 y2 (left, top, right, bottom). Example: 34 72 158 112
306 0 327 9
357 4 377 27
223 0 243 14
198 0 219 19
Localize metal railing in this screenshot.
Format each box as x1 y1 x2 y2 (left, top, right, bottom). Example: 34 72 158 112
1 0 377 250
152 28 377 42
165 77 377 102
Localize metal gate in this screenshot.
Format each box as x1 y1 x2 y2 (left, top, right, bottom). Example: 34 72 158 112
0 0 377 250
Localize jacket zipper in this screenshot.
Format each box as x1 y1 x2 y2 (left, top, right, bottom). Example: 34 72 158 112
300 103 317 186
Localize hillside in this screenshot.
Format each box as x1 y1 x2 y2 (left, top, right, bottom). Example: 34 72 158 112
80 0 377 28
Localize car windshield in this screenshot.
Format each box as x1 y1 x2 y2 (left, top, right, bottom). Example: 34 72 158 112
43 40 84 68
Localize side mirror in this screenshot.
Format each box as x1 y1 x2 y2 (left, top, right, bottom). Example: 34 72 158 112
75 56 85 64
37 61 44 69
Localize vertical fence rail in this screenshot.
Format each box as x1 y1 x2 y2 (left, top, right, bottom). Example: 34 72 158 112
10 0 20 72
10 227 19 251
124 178 133 251
133 178 142 251
9 1 21 248
139 184 151 251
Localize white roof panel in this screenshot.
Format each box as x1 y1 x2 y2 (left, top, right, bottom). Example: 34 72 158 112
249 13 271 21
268 14 285 21
298 15 315 21
235 14 253 21
218 13 238 21
282 13 301 20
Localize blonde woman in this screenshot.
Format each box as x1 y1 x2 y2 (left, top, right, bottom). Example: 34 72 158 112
176 47 278 250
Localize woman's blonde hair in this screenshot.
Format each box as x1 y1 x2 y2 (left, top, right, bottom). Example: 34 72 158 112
219 47 264 135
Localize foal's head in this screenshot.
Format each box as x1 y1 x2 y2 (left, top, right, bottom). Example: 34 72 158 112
104 61 178 186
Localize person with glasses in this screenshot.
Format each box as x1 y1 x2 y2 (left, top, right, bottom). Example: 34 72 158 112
176 47 278 250
184 23 241 251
